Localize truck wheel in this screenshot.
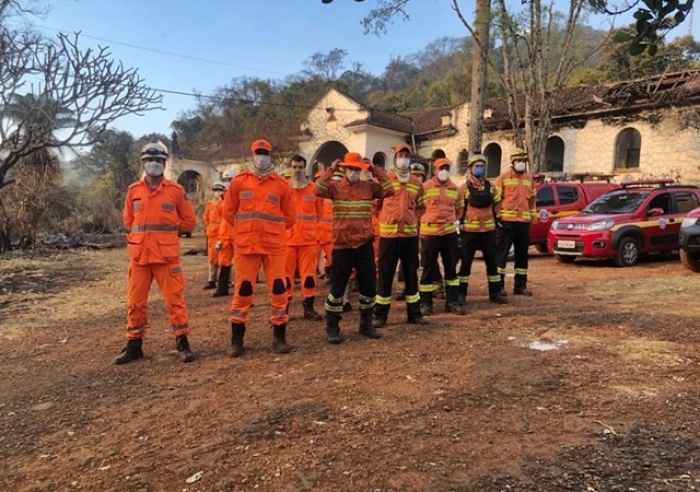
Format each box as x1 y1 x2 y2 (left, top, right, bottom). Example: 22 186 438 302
535 243 549 254
555 254 575 264
680 249 700 272
614 237 640 267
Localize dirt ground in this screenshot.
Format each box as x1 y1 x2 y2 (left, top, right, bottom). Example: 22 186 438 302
1 237 700 492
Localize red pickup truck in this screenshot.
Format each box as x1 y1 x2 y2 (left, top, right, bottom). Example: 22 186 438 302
530 177 620 251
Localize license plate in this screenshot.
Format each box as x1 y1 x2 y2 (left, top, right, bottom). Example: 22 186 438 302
557 240 576 249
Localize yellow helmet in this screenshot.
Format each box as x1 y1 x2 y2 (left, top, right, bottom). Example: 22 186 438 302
510 148 528 162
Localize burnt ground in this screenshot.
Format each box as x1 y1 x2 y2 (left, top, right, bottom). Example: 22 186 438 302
1 238 699 492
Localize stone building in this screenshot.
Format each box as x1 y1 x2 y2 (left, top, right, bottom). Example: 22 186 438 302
168 68 700 189
294 68 700 184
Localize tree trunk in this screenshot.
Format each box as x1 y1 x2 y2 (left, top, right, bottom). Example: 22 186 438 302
468 0 491 155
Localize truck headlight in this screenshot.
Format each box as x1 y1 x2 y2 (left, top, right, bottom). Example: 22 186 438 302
682 217 699 228
551 220 559 229
587 219 615 231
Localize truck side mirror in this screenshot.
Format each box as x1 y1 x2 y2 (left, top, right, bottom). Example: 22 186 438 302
648 207 664 216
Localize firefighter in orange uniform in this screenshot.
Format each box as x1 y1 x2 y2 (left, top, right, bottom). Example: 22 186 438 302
213 168 238 297
315 152 395 344
495 148 537 296
373 144 427 328
221 140 295 357
286 155 324 320
458 154 507 307
417 158 465 315
116 142 197 364
314 171 334 283
203 181 225 290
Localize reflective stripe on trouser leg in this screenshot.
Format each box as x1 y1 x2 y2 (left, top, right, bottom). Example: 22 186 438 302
153 262 190 336
262 253 289 326
229 253 262 324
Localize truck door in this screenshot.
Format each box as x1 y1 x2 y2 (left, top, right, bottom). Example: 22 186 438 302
533 185 556 244
645 192 677 251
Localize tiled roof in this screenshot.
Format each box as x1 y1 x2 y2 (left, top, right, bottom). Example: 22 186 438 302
483 68 700 130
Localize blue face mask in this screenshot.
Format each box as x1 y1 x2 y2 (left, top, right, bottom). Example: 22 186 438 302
472 166 485 178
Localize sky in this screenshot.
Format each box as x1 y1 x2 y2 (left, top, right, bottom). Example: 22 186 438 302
22 0 698 140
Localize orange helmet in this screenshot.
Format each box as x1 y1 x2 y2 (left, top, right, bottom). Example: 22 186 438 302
251 139 272 153
434 158 452 169
339 152 370 171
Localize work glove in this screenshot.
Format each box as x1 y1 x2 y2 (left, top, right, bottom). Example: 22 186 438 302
215 240 223 250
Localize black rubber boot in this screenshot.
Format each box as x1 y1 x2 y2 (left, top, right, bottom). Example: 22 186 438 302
272 324 291 354
445 302 467 315
489 282 508 304
228 323 246 358
513 286 534 296
114 338 143 365
499 274 508 297
457 283 468 306
326 315 342 344
359 309 381 339
176 335 195 362
419 290 433 316
303 297 323 321
324 266 331 285
212 266 231 297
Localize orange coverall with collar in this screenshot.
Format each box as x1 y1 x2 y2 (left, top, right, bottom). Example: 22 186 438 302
216 195 236 267
222 171 295 327
204 197 221 266
123 178 197 339
286 183 324 300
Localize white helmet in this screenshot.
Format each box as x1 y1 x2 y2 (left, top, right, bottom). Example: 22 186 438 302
212 181 226 192
222 168 238 180
140 142 169 161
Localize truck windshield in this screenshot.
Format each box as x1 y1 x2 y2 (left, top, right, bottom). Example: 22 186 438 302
582 191 648 214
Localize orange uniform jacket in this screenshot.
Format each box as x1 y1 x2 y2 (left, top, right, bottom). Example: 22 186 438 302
216 195 234 241
460 176 503 233
494 169 537 223
377 171 425 238
204 198 221 238
315 166 394 249
124 178 197 265
418 177 464 237
221 171 295 255
287 183 323 246
317 198 334 245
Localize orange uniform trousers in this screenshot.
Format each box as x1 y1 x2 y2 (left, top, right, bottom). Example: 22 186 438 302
206 236 219 266
230 252 288 326
285 244 318 300
126 261 190 339
317 241 333 269
218 238 235 267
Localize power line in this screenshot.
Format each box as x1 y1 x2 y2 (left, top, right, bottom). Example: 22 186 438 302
17 21 289 76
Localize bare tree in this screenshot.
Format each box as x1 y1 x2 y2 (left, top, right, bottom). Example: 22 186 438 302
302 48 349 80
0 28 162 190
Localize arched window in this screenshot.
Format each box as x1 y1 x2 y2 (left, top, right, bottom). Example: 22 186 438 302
372 152 387 169
614 128 641 170
457 149 469 174
311 140 350 175
544 136 565 172
484 143 502 178
177 170 201 194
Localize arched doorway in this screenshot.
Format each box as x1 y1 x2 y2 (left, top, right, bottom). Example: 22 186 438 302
544 136 565 172
484 143 502 178
614 128 641 170
372 152 387 169
311 140 349 175
177 170 201 194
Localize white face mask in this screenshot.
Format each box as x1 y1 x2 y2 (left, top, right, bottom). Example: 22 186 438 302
253 154 272 169
346 170 361 183
513 161 527 173
437 169 450 182
144 160 165 177
395 157 410 171
214 191 224 198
